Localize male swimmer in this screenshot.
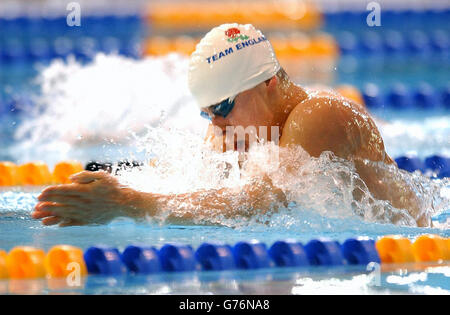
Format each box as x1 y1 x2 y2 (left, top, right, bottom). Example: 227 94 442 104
32 24 428 227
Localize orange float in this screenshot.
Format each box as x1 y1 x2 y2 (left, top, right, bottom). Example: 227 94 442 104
52 161 83 184
144 36 174 56
287 33 311 57
146 0 322 31
0 161 20 186
6 246 46 279
336 85 365 106
142 32 339 63
0 250 8 279
45 245 87 278
18 162 52 185
412 235 450 262
270 36 290 59
375 236 415 264
173 36 196 56
307 33 338 58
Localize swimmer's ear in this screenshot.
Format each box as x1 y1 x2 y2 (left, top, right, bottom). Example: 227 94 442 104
265 75 278 91
265 75 278 97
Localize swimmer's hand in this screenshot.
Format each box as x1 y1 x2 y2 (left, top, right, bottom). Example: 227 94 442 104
33 171 287 227
32 171 145 227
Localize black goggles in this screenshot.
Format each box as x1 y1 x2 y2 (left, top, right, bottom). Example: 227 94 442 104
200 97 236 120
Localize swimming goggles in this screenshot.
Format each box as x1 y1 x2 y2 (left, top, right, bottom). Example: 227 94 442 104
200 96 236 120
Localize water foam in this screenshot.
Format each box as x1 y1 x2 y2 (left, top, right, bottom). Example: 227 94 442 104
115 125 450 228
13 53 209 164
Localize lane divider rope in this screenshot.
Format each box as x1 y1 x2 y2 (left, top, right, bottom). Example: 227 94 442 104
1 155 448 187
1 235 449 280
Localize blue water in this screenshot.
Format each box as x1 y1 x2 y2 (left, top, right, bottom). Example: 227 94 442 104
1 190 448 253
2 263 449 294
0 182 449 294
1 197 449 294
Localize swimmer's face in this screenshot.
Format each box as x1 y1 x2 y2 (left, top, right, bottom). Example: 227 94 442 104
202 76 280 151
205 76 279 132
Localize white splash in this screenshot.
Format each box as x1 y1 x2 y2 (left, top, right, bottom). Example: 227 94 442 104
13 53 209 164
116 125 450 228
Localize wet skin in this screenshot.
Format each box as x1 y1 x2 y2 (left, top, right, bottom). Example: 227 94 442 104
33 75 428 227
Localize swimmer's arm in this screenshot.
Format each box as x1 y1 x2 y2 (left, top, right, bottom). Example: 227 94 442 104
351 158 427 226
134 175 286 224
279 96 426 226
33 171 286 226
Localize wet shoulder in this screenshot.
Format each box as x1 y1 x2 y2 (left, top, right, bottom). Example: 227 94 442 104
280 94 384 160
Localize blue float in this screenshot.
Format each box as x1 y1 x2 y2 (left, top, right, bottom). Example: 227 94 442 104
268 240 309 267
83 246 127 275
424 155 450 173
387 83 412 109
27 38 51 62
337 32 358 55
121 245 161 274
304 239 345 266
2 40 26 63
158 244 197 272
384 31 406 54
101 37 122 54
195 243 235 271
75 37 99 61
52 37 75 59
342 238 380 265
414 83 439 109
362 83 383 109
430 30 449 52
439 168 450 179
395 156 425 173
407 30 431 54
233 241 272 269
441 85 450 109
360 32 383 54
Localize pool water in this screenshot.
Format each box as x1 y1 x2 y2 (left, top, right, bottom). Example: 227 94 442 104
1 54 449 294
1 189 448 253
0 188 449 295
2 262 449 295
1 52 449 294
0 164 449 294
1 4 450 294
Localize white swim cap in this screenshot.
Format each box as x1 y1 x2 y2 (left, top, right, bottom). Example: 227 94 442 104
188 23 281 109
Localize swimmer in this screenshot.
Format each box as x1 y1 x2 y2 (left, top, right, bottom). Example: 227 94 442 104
32 24 428 227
